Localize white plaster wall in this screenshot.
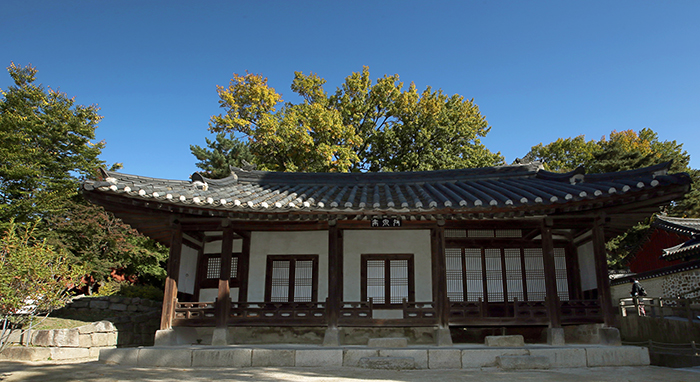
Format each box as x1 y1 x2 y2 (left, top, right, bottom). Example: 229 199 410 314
611 270 700 302
247 231 329 302
178 235 243 300
577 240 597 292
343 230 432 303
178 245 199 295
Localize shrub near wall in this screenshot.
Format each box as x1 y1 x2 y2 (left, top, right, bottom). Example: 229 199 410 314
53 296 162 347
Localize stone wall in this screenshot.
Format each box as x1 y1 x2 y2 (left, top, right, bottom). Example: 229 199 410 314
661 270 700 298
612 269 700 303
53 296 162 347
33 321 117 348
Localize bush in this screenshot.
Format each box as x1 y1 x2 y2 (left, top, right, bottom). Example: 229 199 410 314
117 284 164 302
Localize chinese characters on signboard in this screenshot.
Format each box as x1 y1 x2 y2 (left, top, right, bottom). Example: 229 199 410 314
371 217 402 228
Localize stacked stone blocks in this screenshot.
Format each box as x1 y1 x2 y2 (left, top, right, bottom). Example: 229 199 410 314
55 296 162 347
99 345 650 369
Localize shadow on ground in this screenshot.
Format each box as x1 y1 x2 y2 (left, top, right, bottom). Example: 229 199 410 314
1 360 699 382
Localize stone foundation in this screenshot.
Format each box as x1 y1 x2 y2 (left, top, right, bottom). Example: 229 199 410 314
53 296 162 347
99 344 651 369
0 321 118 361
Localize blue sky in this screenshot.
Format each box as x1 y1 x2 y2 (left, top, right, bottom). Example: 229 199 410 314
2 1 699 180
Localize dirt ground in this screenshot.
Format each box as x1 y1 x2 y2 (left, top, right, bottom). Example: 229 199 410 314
1 359 700 382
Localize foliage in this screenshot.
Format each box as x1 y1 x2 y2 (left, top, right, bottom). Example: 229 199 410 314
209 67 503 173
46 198 168 288
0 63 166 292
190 132 256 179
605 220 652 270
0 63 105 223
115 283 164 301
524 128 699 269
0 221 85 352
524 128 698 217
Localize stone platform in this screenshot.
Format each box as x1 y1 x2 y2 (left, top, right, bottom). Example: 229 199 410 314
99 344 650 370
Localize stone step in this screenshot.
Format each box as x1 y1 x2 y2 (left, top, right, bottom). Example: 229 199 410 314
367 337 408 348
497 355 550 370
359 356 415 370
485 335 525 347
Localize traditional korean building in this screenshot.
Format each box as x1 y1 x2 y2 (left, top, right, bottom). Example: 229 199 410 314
611 215 700 300
82 161 691 346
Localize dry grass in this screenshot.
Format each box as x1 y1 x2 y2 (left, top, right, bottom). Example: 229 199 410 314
28 317 95 331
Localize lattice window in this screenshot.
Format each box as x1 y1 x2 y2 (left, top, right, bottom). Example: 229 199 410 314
504 248 524 302
445 248 465 301
270 260 290 302
362 254 414 307
445 229 467 238
265 255 318 302
199 253 240 288
445 245 569 303
390 260 409 304
468 230 494 238
554 247 569 301
206 256 238 279
495 229 522 238
366 260 386 304
464 249 484 302
206 257 220 279
484 249 504 302
524 248 546 301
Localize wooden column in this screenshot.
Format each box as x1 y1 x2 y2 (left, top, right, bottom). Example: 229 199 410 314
237 231 251 302
541 220 562 328
592 216 616 327
565 242 583 300
216 224 235 328
326 224 342 329
160 223 183 330
432 225 449 328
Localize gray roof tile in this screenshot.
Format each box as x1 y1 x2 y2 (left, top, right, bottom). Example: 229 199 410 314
83 162 691 215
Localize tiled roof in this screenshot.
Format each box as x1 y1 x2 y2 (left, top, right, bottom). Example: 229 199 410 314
654 215 700 261
611 258 700 286
653 215 700 236
662 238 700 260
83 161 689 216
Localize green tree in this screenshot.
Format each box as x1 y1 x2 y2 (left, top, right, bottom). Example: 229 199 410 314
190 133 256 179
46 198 168 291
523 128 700 269
524 135 598 172
0 63 167 291
524 128 698 217
209 67 503 173
0 63 105 223
0 221 85 351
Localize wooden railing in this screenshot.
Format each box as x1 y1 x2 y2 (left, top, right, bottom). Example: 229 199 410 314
229 301 326 325
338 299 438 326
173 301 216 325
449 300 484 321
338 301 372 324
620 297 700 323
514 299 548 322
448 298 601 325
402 301 437 321
172 297 603 327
